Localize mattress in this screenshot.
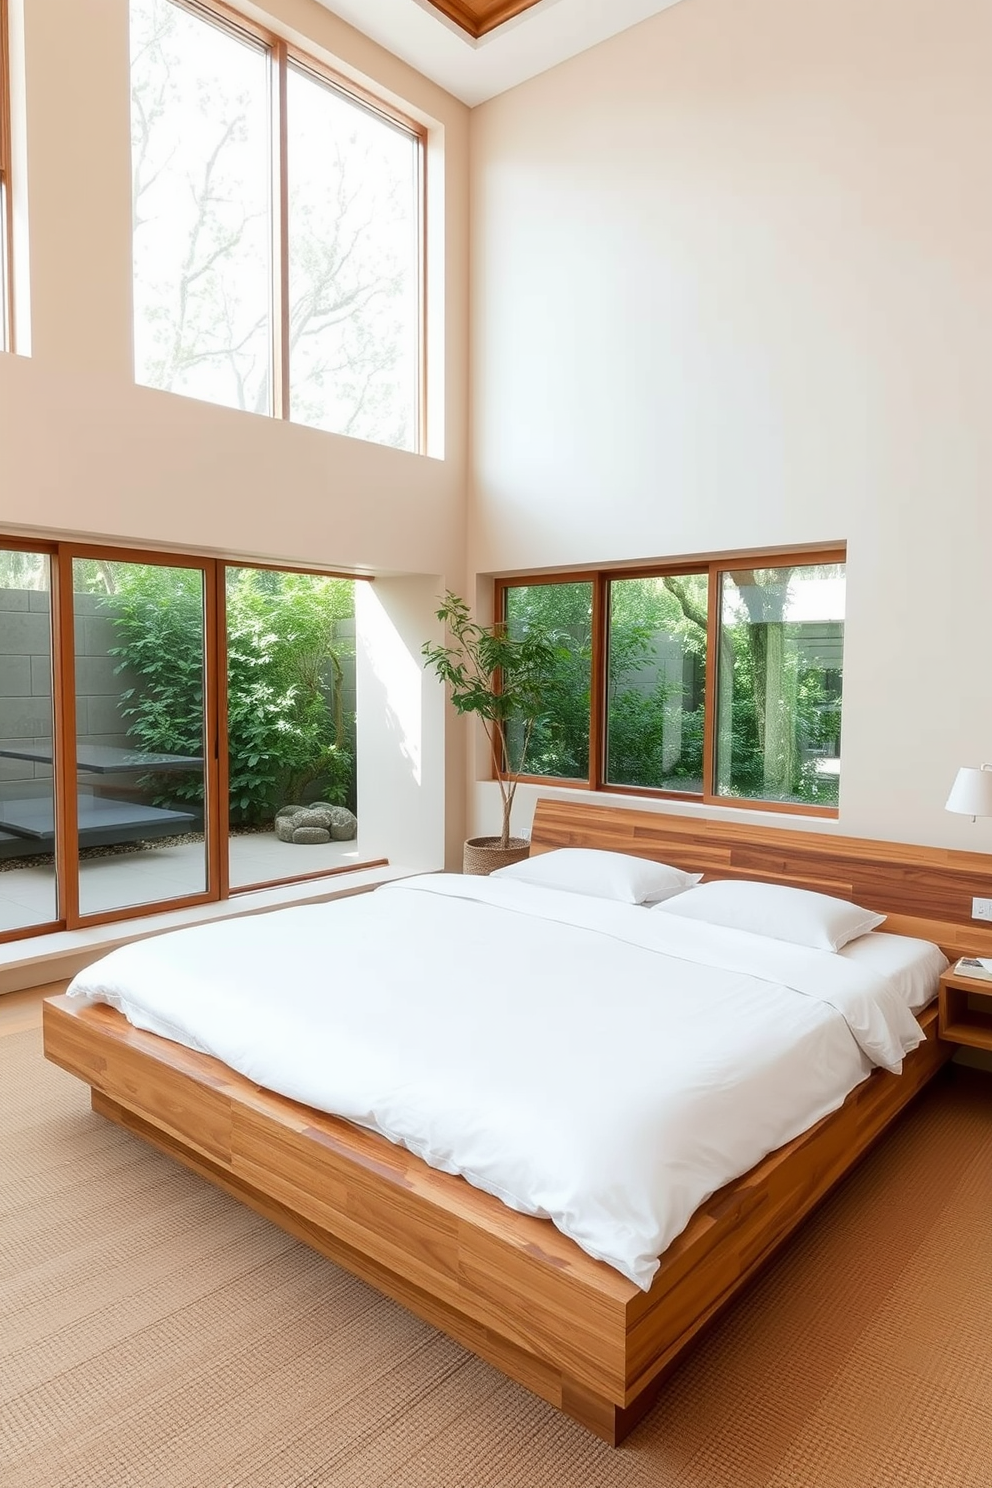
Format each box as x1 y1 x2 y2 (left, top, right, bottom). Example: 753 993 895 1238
66 874 946 1290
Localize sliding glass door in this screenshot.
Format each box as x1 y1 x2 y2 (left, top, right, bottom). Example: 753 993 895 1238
0 548 58 936
71 556 212 919
1 539 365 942
225 566 358 891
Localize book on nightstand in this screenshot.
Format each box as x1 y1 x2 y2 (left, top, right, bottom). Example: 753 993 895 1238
954 957 992 981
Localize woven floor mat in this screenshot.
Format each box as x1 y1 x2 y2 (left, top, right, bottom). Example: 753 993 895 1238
2 1027 990 1487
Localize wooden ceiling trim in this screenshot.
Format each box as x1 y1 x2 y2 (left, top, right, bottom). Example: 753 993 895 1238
425 0 546 41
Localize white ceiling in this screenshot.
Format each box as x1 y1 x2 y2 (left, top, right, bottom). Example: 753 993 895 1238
317 0 688 107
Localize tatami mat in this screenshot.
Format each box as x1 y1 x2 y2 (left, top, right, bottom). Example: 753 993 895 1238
2 1027 990 1486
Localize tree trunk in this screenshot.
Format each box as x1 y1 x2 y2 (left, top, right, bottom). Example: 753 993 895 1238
716 625 735 787
761 621 797 795
732 569 794 796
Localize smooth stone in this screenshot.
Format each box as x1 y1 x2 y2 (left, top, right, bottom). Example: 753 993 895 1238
292 826 331 844
293 808 333 830
274 803 355 843
327 806 357 841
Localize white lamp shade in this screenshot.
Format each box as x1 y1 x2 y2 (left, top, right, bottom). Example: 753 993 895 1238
945 765 992 818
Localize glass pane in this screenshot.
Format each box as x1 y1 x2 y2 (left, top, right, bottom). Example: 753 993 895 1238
0 551 58 933
74 560 209 917
504 583 592 780
606 575 707 793
287 65 419 450
716 564 845 806
226 568 358 889
130 0 271 413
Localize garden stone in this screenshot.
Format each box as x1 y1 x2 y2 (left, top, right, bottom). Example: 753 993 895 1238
275 803 356 843
292 826 331 844
294 808 333 830
327 806 357 841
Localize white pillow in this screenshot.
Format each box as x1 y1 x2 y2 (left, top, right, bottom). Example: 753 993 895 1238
653 878 885 951
490 848 701 905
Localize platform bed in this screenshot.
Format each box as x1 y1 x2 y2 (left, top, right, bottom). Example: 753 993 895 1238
42 799 992 1444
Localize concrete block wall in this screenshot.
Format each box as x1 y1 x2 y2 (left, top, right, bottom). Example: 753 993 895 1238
331 617 358 724
0 586 57 800
71 594 136 754
0 588 135 802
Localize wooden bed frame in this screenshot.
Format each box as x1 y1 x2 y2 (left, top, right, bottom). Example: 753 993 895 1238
42 799 992 1444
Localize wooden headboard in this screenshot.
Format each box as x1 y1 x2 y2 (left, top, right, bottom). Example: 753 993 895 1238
530 798 992 959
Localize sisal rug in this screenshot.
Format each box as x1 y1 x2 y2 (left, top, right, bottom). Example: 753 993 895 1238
2 1027 991 1487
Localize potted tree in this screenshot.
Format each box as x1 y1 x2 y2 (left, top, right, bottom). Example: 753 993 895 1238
422 592 560 875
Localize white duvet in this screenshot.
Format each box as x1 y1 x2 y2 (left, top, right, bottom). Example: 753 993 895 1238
66 875 942 1290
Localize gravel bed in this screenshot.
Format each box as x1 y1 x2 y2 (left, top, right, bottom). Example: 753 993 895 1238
0 826 275 873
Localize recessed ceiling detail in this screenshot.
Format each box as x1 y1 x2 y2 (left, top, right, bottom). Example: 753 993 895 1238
424 1 544 41
317 1 688 107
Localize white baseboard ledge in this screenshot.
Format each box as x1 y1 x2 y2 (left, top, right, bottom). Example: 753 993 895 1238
0 864 421 995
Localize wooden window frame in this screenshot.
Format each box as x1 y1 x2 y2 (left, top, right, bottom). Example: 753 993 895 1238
0 536 378 947
139 0 428 449
496 547 846 820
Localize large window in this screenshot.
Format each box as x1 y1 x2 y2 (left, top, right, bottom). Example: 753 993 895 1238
607 574 708 794
497 552 845 815
223 566 357 892
130 0 424 450
131 2 271 413
0 547 56 932
715 564 844 806
504 581 592 780
0 540 366 944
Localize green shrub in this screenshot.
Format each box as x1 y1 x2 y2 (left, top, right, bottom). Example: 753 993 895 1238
105 567 355 826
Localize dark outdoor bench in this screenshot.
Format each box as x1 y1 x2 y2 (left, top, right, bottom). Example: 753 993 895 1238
0 795 198 853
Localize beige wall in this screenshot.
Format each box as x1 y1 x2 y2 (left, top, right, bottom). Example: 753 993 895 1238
2 0 469 579
1 0 471 865
469 0 992 851
4 0 992 867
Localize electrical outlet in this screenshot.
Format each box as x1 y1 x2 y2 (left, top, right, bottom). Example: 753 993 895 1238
972 897 992 922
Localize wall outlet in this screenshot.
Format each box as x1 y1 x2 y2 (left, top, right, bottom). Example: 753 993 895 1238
972 897 992 922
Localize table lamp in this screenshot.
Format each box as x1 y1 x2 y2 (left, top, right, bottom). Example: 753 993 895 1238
945 763 992 822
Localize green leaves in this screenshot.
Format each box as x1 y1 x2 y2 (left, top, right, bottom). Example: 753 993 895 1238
425 597 545 727
422 592 562 846
104 566 356 827
223 572 355 820
423 592 560 732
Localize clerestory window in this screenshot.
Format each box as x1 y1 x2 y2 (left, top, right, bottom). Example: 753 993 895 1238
130 0 425 451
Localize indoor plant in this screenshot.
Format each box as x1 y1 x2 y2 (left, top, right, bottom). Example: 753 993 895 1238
422 592 560 874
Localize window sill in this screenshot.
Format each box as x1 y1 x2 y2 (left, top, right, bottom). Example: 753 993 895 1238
0 863 421 995
503 775 839 820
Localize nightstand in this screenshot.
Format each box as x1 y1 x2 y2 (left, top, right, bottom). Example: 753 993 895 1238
938 967 992 1053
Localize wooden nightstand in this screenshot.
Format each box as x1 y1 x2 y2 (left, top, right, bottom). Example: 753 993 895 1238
938 966 992 1053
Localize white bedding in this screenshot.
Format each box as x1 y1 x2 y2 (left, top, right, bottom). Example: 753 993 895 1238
66 875 945 1291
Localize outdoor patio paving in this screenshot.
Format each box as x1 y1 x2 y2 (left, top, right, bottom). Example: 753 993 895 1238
0 832 363 933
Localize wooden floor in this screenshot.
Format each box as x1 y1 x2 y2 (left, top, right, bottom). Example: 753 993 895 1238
0 983 63 1037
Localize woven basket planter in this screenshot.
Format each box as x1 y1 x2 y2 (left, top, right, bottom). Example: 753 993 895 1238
462 836 530 876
